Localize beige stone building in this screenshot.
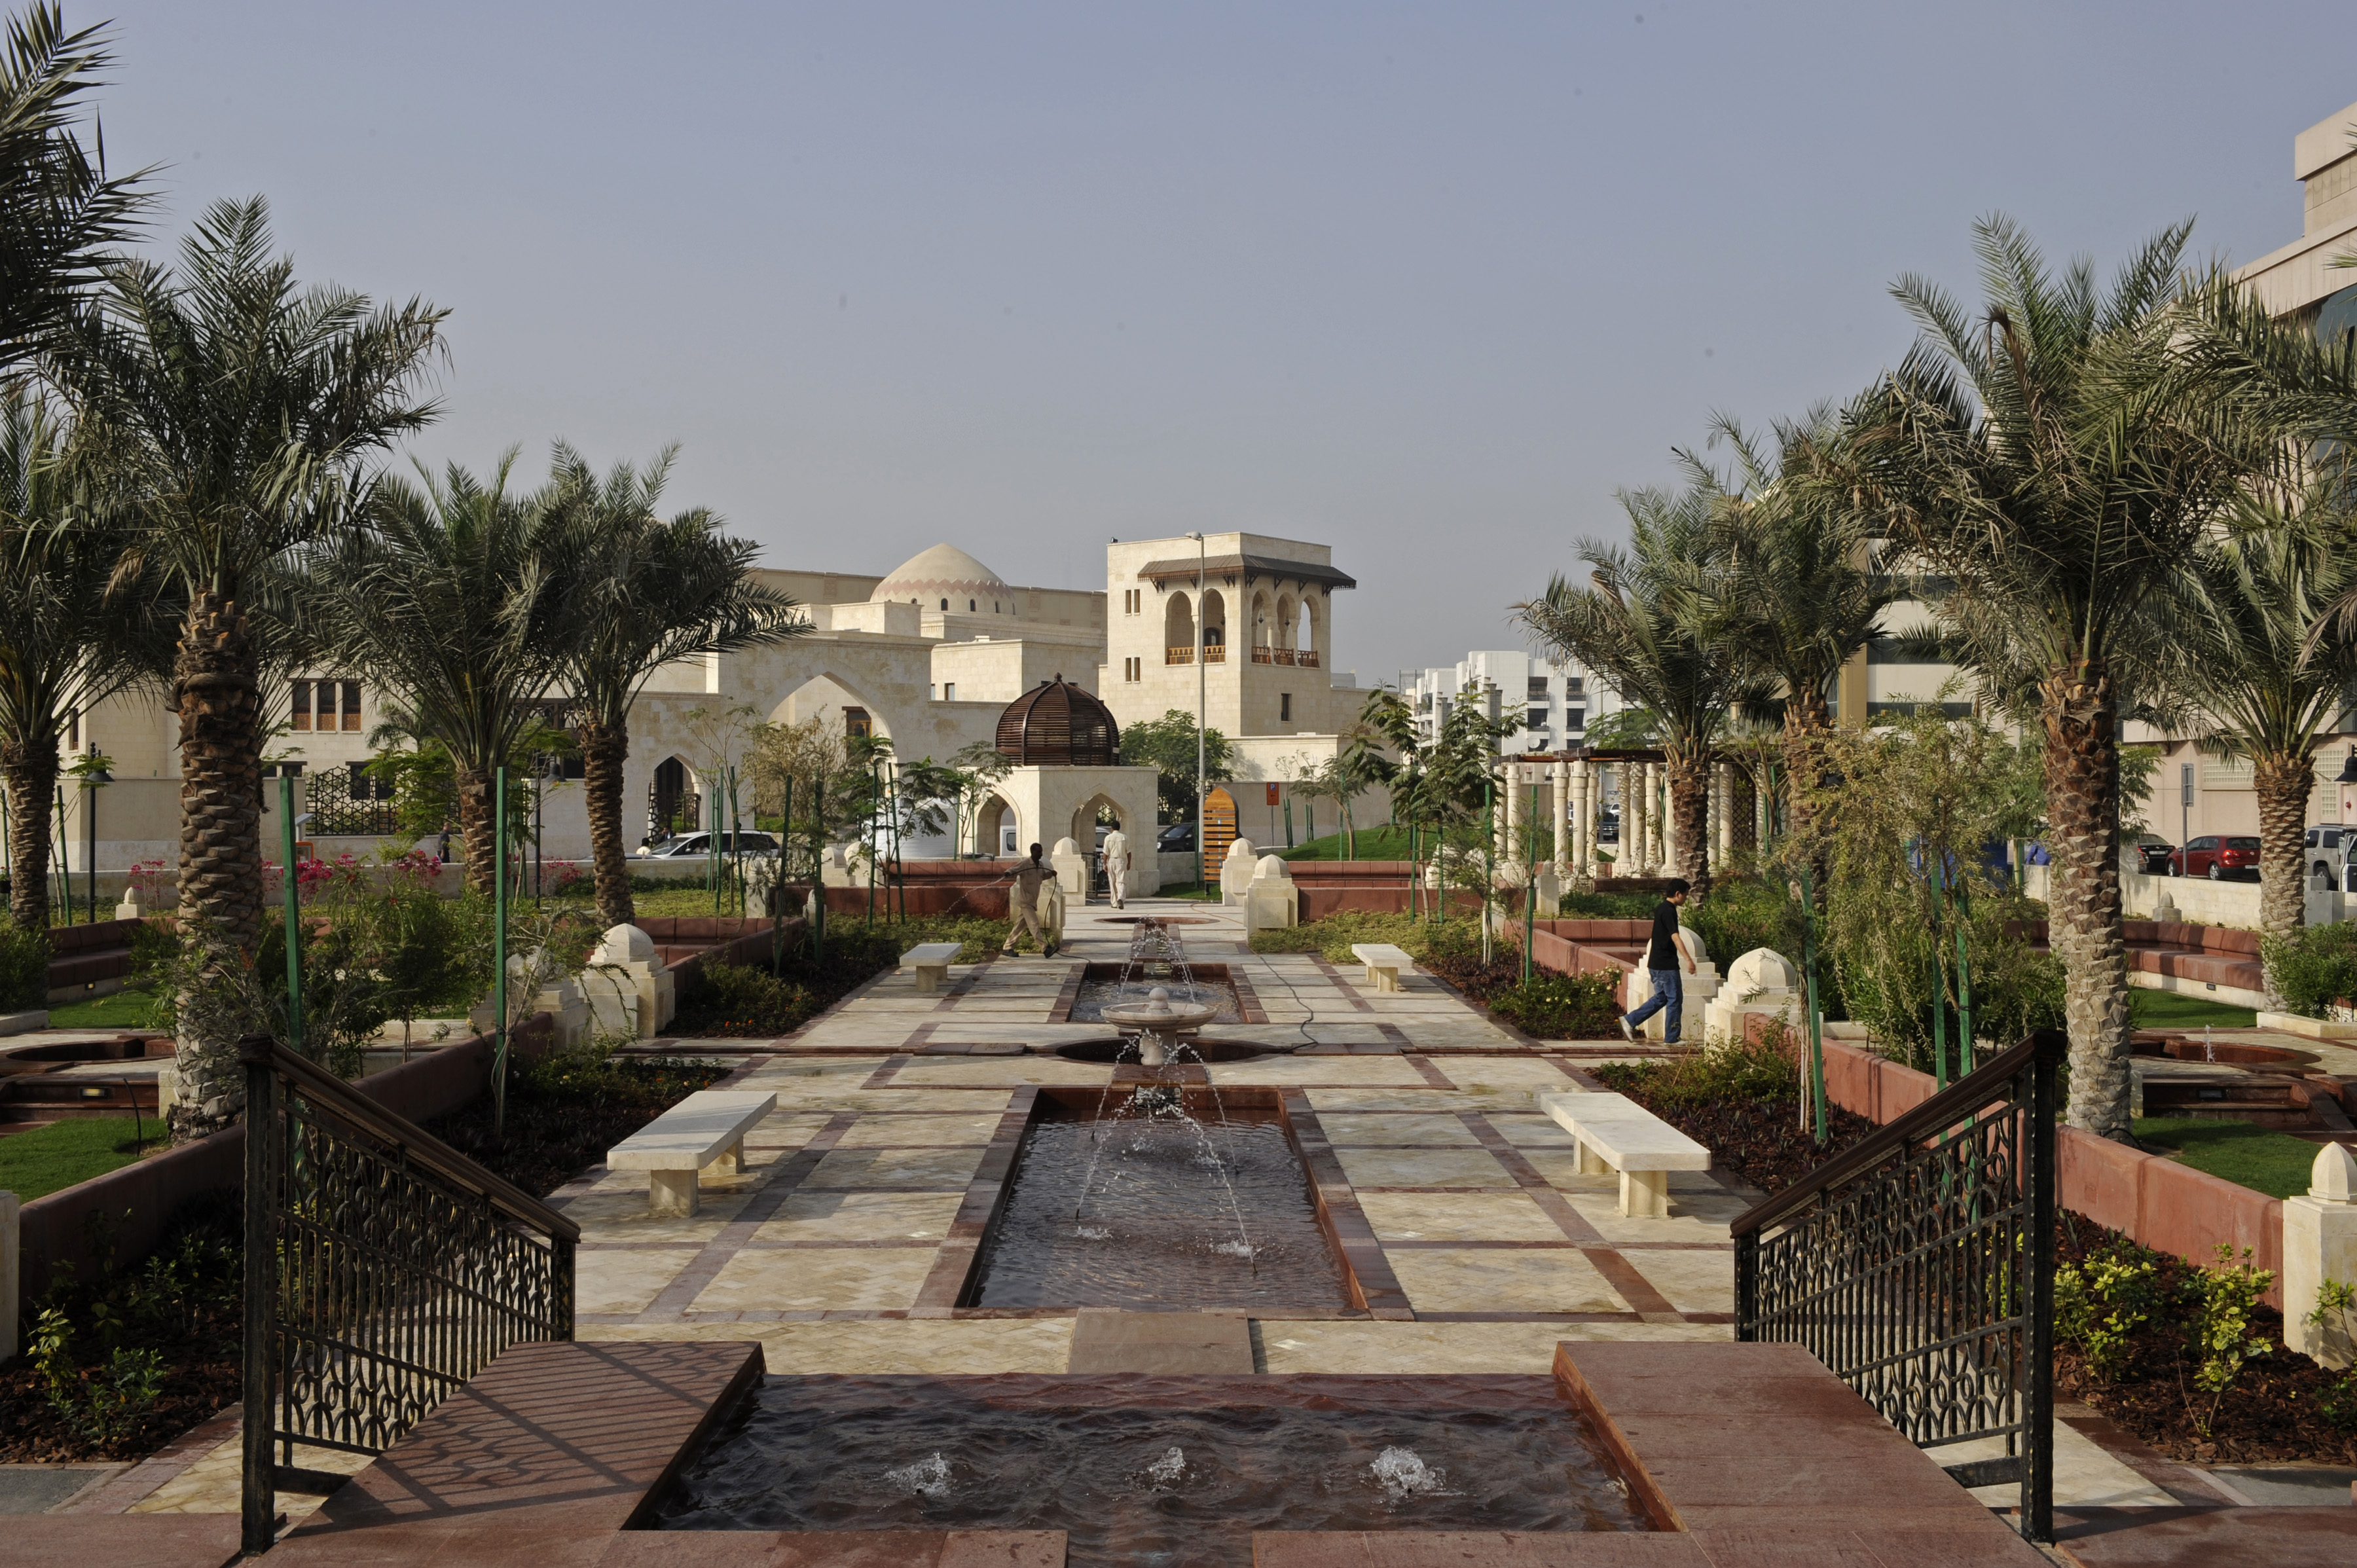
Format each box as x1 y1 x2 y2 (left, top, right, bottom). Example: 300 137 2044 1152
58 532 1380 882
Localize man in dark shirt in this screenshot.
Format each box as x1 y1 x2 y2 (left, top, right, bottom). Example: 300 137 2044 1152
1618 879 1695 1044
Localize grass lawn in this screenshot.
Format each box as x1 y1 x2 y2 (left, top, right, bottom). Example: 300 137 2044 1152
1279 826 1416 861
2128 989 2257 1030
46 989 164 1030
0 1115 156 1201
2130 1116 2322 1199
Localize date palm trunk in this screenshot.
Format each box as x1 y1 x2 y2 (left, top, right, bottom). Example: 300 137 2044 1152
2 737 59 930
581 715 634 928
454 764 497 898
1666 741 1712 898
2252 750 2314 1010
2039 661 2132 1140
171 591 265 1142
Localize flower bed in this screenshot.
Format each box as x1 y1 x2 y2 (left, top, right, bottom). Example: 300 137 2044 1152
1591 1042 1878 1195
2056 1218 2356 1466
426 1049 733 1196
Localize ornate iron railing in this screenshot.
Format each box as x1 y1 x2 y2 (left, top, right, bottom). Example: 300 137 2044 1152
1732 1029 2060 1542
305 763 399 837
241 1036 577 1550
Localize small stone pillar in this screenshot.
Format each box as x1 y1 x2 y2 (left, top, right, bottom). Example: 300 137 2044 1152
1533 862 1562 919
2286 1143 2357 1370
585 923 673 1040
114 888 142 922
1245 854 1298 934
1050 835 1089 905
1704 947 1801 1046
1220 837 1258 905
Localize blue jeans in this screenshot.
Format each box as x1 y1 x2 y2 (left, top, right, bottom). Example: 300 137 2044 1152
1624 968 1683 1044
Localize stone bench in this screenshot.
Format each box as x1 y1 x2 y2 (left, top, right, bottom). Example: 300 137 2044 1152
1349 943 1416 994
900 941 964 995
1536 1089 1710 1218
606 1089 776 1216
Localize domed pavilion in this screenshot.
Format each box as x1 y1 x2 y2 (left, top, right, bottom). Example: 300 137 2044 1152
995 676 1120 767
976 677 1160 890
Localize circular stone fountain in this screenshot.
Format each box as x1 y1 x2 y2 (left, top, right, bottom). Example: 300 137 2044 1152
1096 985 1219 1066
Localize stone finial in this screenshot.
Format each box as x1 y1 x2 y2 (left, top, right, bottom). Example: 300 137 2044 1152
1052 836 1081 857
2313 1142 2357 1203
1252 853 1293 882
1225 837 1256 862
1727 947 1799 993
598 922 655 967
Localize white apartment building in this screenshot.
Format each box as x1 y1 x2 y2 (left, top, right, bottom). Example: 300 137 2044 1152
1402 650 1620 756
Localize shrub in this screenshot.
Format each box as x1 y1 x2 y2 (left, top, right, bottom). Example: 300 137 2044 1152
1250 911 1483 964
1484 971 1620 1038
2056 1237 2162 1381
2262 921 2357 1020
2185 1245 2274 1436
1593 1034 1800 1109
0 922 49 1010
680 960 816 1036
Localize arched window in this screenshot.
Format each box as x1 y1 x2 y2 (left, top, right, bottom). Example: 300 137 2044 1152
1164 591 1194 657
940 598 948 610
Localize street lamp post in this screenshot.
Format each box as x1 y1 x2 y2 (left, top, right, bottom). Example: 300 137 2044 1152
1187 532 1206 892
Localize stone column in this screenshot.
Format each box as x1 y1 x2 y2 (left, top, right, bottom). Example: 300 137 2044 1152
1643 762 1663 875
1503 759 1524 880
1715 762 1733 860
2287 1142 2357 1370
1552 757 1570 872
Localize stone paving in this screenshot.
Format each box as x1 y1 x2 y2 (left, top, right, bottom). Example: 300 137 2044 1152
561 896 1744 1379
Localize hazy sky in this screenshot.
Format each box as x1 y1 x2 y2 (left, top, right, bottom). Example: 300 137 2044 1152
88 2 2357 683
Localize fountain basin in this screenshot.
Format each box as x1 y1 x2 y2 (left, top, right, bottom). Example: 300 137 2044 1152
957 1087 1357 1311
2130 1035 2318 1069
649 1373 1645 1565
1049 1038 1281 1064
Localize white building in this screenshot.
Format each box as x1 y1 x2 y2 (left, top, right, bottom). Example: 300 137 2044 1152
1403 650 1620 756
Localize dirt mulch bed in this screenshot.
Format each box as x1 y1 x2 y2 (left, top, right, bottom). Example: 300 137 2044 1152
2056 1216 2357 1467
1588 1073 1879 1196
0 1353 238 1466
425 1055 734 1197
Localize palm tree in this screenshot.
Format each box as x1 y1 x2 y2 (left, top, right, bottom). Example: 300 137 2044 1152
2159 485 2357 996
544 444 803 928
64 196 445 1137
310 453 573 896
1706 414 1910 850
0 3 149 376
1516 481 1751 896
0 390 164 927
1843 217 2278 1140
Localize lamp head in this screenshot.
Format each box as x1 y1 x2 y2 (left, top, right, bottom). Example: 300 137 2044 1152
2337 745 2357 785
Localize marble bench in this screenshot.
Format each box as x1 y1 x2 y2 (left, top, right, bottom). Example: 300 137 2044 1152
1537 1089 1710 1218
606 1089 776 1216
900 941 964 995
1349 942 1416 994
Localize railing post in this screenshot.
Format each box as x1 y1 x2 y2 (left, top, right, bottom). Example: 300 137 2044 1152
1734 1230 1757 1340
240 1034 279 1556
2022 1034 2058 1542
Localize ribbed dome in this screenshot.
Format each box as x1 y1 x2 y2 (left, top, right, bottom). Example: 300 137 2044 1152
996 677 1119 766
872 543 1006 605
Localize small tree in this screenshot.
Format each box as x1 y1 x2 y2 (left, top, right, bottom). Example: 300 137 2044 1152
1118 708 1235 824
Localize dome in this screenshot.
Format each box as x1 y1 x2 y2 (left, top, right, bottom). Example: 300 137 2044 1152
873 543 1007 606
1728 947 1798 994
995 677 1119 765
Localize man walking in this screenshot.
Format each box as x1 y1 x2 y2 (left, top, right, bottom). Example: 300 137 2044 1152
1004 841 1059 958
1618 878 1696 1044
1101 824 1131 909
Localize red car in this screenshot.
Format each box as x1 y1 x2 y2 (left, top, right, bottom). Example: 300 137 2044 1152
2170 835 2259 879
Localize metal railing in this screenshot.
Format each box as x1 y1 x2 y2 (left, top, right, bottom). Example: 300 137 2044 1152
304 763 399 837
1732 1029 2060 1542
241 1036 577 1550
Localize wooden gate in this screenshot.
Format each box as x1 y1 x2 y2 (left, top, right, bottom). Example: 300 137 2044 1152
1201 786 1238 884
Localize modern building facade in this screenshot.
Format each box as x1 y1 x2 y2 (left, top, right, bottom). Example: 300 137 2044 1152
1402 650 1621 756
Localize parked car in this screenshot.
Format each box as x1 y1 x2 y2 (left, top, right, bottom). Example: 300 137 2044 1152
1596 806 1621 844
638 831 778 858
2169 834 2259 880
2305 824 2349 890
2130 835 2175 876
1157 823 1196 852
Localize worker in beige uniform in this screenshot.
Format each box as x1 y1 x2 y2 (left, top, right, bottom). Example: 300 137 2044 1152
1004 842 1058 957
1101 827 1131 909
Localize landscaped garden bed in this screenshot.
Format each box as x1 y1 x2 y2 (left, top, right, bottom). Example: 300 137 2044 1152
2055 1216 2357 1467
426 1049 734 1196
0 1114 161 1201
669 915 1011 1038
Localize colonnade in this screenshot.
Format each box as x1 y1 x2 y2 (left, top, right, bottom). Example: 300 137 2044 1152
1485 754 1756 886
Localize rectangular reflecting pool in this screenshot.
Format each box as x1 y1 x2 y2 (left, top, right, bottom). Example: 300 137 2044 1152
960 1087 1351 1311
650 1374 1645 1567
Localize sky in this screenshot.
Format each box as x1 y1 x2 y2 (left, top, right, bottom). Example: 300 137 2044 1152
85 1 2357 685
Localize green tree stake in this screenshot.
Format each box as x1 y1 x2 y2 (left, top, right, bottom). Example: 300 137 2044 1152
1523 780 1537 983
1801 862 1827 1144
774 775 792 970
279 775 303 1058
493 765 508 1137
1931 856 1948 1091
